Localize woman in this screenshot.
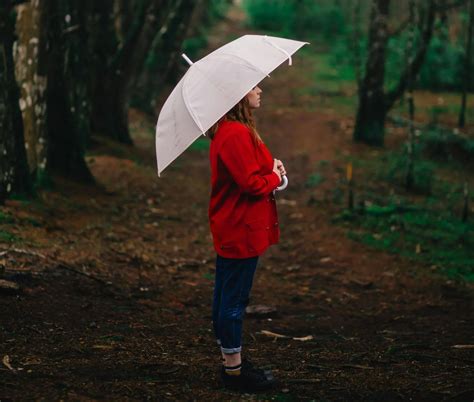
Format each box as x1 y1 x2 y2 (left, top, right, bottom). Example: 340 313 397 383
208 85 286 392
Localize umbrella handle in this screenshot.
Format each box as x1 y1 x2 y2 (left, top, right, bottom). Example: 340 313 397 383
275 175 288 192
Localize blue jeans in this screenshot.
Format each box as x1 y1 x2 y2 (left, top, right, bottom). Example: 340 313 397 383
212 254 258 354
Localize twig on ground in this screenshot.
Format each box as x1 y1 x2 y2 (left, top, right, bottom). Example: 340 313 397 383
260 330 288 339
341 364 374 370
0 247 47 259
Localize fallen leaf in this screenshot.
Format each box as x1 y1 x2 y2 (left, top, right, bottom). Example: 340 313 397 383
3 355 16 372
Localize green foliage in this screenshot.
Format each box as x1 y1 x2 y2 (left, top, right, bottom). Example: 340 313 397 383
243 1 473 93
243 0 293 34
0 210 13 224
243 0 347 40
340 126 474 282
327 41 360 82
208 0 232 21
384 149 436 195
182 35 209 61
420 128 474 164
182 0 233 66
188 137 210 152
385 24 467 91
291 1 346 40
305 172 324 188
418 25 465 91
0 230 20 243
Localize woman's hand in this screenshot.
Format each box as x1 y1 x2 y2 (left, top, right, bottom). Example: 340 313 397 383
275 159 286 176
273 159 282 181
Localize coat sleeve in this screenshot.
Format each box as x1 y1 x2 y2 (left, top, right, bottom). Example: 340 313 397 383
218 127 281 196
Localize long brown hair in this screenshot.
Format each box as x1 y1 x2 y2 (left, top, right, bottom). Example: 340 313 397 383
208 96 262 145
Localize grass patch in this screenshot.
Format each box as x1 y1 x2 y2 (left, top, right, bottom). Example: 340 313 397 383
0 230 20 243
305 172 324 188
346 126 473 197
337 200 473 282
0 210 14 224
336 127 474 282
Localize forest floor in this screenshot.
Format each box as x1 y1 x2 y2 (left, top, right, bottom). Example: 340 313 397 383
1 5 474 402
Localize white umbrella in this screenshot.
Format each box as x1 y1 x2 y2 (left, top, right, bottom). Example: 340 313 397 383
155 34 308 186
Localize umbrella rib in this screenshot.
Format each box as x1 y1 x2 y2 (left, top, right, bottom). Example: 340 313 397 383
182 70 206 134
216 52 271 78
263 35 292 66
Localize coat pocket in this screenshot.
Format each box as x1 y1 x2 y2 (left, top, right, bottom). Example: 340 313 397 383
245 218 269 254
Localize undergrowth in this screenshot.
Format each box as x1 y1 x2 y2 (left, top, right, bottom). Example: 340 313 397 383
336 204 473 282
333 127 474 282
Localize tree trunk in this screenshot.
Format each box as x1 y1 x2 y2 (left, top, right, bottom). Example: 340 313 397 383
405 0 416 191
0 2 32 203
14 0 49 180
353 0 390 146
45 0 94 182
133 0 199 113
384 1 436 111
89 0 133 144
353 0 437 146
459 0 473 128
91 0 174 144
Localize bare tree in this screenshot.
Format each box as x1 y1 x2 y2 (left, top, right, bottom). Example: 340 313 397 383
134 0 201 113
15 0 49 181
405 0 417 190
354 0 439 146
0 1 32 203
353 0 391 146
44 0 94 182
90 0 199 144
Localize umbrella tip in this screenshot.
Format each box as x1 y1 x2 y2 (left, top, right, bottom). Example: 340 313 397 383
182 53 194 66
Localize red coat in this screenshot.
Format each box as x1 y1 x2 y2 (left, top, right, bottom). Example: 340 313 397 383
208 120 281 258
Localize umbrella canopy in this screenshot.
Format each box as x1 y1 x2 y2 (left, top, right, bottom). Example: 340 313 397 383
155 34 308 176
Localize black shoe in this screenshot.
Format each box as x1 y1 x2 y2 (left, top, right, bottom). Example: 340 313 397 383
220 363 277 393
241 358 274 381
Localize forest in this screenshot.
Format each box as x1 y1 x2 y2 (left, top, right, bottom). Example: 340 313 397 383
1 0 473 400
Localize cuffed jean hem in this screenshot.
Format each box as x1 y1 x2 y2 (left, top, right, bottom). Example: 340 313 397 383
221 346 242 354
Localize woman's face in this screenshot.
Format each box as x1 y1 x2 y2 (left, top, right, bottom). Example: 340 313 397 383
246 86 262 109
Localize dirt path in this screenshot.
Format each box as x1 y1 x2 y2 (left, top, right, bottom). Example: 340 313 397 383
1 5 474 402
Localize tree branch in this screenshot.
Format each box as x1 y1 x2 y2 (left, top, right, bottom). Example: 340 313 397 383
385 0 437 112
